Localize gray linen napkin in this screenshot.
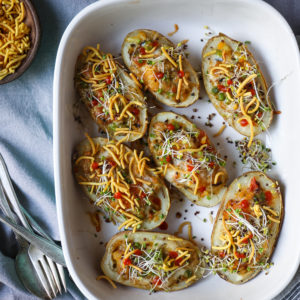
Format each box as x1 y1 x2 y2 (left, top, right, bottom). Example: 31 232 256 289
0 0 299 299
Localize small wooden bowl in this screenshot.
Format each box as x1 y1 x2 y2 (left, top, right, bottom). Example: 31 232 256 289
0 0 41 85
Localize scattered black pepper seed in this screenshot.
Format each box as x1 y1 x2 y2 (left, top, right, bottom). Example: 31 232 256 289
222 121 225 125
193 108 198 112
200 39 204 42
176 212 182 218
194 211 200 216
201 238 204 241
184 209 188 213
179 198 183 202
191 204 194 207
226 137 234 144
224 155 228 159
197 116 201 119
184 217 187 220
99 241 103 245
191 116 195 119
210 211 214 215
217 142 220 145
94 234 97 238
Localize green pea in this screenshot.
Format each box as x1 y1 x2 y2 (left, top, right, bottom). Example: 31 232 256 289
218 93 225 101
212 87 219 94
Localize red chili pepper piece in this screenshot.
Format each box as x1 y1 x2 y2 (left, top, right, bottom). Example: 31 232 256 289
219 251 225 258
156 71 164 79
235 252 246 259
264 191 273 204
139 47 146 55
123 258 132 266
174 257 183 266
134 249 142 256
166 155 172 163
227 79 233 85
169 251 178 259
131 107 140 116
217 84 229 92
240 199 249 210
105 77 112 85
139 192 146 199
92 100 98 106
152 276 162 286
250 88 256 96
114 192 122 199
167 123 175 131
152 40 159 47
187 164 194 171
198 186 206 193
250 177 259 192
240 119 249 127
178 70 185 78
208 162 215 168
91 162 99 170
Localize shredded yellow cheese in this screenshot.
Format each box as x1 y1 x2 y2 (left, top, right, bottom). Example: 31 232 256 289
0 0 31 80
161 47 178 68
96 275 117 288
213 124 226 137
267 215 280 223
209 66 230 77
213 171 225 185
236 74 257 96
185 275 196 284
129 72 143 89
203 50 216 58
167 24 179 36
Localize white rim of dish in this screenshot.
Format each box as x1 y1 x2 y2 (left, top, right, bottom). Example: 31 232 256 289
53 0 300 299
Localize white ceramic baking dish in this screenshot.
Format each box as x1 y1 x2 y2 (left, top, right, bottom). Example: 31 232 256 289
53 0 300 299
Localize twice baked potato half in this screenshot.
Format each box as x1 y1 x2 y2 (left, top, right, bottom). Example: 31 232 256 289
148 112 228 207
75 44 147 142
122 29 200 107
202 34 273 147
211 171 283 284
72 136 170 230
101 231 204 292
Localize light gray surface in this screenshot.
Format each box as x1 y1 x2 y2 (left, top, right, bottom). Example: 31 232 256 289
0 0 299 299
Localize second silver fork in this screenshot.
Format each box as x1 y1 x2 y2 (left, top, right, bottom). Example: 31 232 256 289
0 153 66 298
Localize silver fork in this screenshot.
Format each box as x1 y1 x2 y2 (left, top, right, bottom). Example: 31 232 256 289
0 153 66 298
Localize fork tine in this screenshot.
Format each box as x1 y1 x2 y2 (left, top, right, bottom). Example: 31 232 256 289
46 256 62 294
57 264 67 292
40 256 58 297
30 254 53 299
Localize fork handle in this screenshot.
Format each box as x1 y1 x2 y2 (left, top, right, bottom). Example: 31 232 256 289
0 153 32 231
0 214 66 266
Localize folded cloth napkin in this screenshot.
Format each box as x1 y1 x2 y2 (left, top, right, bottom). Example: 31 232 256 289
0 0 299 299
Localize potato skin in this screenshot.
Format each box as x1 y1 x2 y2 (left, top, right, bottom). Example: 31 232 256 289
101 231 204 291
211 171 283 284
75 52 148 142
202 33 273 137
148 111 228 207
72 137 170 230
122 29 200 108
